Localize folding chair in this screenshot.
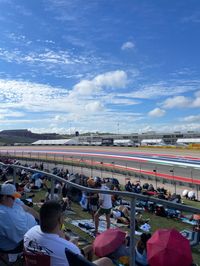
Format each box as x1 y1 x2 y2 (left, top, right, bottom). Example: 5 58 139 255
65 248 95 266
24 250 50 266
0 240 24 265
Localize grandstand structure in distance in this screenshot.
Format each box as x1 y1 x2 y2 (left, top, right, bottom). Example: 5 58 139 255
32 130 200 147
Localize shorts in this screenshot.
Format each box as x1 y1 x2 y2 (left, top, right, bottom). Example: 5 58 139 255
97 207 112 216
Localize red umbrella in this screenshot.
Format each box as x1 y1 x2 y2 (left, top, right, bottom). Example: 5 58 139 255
93 228 126 257
147 228 192 266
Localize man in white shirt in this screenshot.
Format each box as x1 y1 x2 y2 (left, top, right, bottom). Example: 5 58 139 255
24 201 114 266
94 181 112 235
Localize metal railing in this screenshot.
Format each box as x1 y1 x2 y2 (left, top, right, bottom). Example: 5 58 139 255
1 161 200 266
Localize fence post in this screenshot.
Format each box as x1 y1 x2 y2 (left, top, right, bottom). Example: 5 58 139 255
50 177 55 200
130 196 136 266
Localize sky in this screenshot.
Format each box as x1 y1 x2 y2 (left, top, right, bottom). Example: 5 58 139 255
0 0 200 135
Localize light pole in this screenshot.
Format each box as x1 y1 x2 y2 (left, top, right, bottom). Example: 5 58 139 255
139 163 142 182
80 158 83 176
100 161 103 179
70 156 73 174
153 168 157 189
191 168 193 187
170 168 176 194
111 161 115 179
91 158 93 178
194 168 200 200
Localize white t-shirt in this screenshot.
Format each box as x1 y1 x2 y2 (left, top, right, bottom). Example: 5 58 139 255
99 185 112 209
24 225 81 266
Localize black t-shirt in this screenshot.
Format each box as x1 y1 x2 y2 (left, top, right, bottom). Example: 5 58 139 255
89 192 98 205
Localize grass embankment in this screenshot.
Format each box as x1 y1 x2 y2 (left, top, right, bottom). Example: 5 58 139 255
29 187 200 265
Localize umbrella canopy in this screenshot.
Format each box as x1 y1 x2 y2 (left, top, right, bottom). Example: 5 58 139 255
147 228 192 266
93 228 126 257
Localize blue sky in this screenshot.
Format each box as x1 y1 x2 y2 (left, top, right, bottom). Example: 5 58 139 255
0 0 200 134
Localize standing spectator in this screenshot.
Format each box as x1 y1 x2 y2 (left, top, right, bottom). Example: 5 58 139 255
87 178 99 221
94 180 112 235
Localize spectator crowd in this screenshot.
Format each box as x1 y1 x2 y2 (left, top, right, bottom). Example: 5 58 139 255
0 157 199 266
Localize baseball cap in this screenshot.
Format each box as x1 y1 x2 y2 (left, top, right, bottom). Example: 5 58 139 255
0 184 21 198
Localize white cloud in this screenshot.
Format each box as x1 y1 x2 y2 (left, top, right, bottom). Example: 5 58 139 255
129 83 197 99
192 97 200 107
94 71 127 88
85 101 103 112
72 80 97 96
0 48 87 66
0 73 133 133
162 96 192 109
182 115 200 122
121 41 135 50
70 70 128 98
148 108 166 117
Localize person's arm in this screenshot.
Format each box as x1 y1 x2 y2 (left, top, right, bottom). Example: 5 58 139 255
22 204 40 221
98 193 103 206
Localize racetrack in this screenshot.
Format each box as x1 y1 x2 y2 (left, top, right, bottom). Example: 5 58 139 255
0 146 200 185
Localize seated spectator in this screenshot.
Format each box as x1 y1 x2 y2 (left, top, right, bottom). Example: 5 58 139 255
135 233 151 266
45 187 72 211
31 176 43 190
0 184 38 262
147 184 154 192
125 181 133 192
112 205 130 225
45 188 60 202
24 201 114 266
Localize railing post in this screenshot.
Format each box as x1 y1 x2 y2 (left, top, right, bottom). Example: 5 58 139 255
130 196 136 266
50 177 55 200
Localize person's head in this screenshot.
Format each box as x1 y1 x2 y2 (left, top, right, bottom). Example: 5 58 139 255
87 178 95 187
137 233 152 253
0 183 21 206
40 201 63 233
94 177 102 188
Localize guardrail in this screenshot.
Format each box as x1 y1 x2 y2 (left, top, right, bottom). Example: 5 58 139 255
1 161 200 266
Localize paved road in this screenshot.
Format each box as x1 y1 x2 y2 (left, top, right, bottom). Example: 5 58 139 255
0 146 200 185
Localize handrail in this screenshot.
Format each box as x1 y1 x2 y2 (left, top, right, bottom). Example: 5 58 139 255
0 162 200 266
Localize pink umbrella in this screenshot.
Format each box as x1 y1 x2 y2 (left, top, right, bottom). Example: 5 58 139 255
147 228 192 266
93 228 126 257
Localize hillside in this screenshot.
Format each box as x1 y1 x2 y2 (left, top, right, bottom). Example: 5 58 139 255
0 129 64 145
